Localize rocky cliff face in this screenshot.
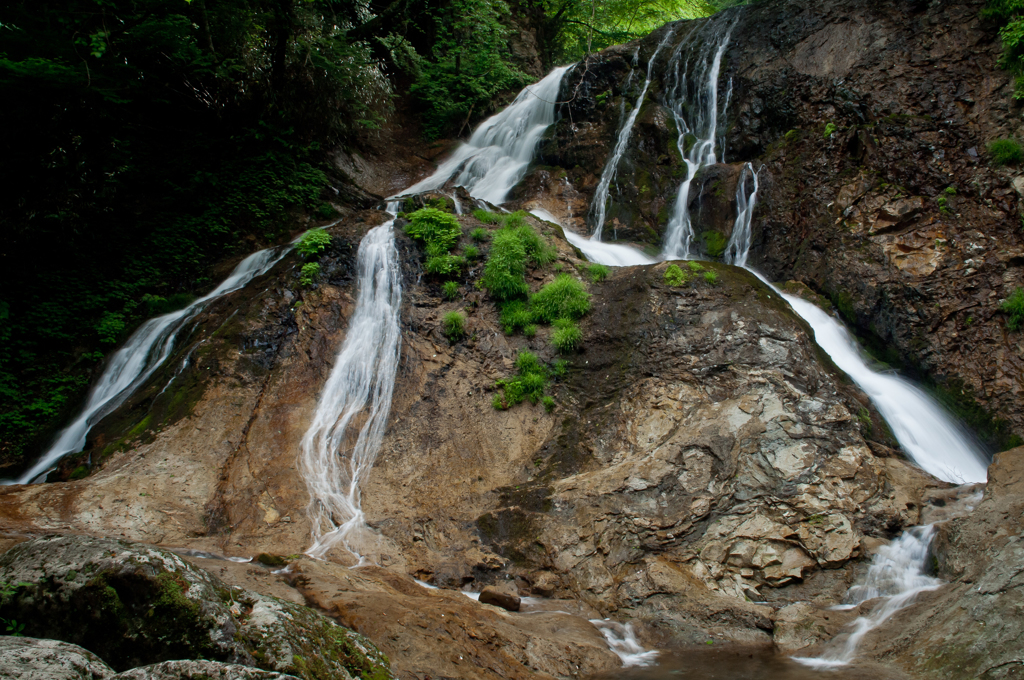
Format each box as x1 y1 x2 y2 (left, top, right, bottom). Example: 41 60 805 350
2 1 1023 678
0 206 946 676
524 0 1024 448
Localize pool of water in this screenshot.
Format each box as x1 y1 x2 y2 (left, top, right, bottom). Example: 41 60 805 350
586 646 910 680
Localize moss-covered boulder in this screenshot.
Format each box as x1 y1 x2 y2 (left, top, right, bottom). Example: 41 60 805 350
109 660 297 679
0 636 113 680
0 536 393 680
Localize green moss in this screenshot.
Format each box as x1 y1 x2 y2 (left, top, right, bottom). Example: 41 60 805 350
664 263 689 286
255 553 288 567
702 231 727 258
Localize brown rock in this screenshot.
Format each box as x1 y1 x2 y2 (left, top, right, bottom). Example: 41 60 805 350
479 585 521 611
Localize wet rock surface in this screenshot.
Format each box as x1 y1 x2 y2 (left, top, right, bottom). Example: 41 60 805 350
0 535 393 680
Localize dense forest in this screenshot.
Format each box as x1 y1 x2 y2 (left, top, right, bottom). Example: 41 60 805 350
0 0 747 470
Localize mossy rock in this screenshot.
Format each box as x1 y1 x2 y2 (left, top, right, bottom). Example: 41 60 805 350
0 536 394 680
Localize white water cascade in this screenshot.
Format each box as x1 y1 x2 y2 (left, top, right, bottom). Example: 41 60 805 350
723 163 759 266
6 246 292 485
589 30 675 241
662 19 736 259
302 70 575 559
722 168 989 484
400 66 573 206
590 619 659 668
530 208 655 266
794 526 943 668
299 219 403 560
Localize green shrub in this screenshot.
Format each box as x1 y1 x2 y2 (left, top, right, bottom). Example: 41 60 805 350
552 318 583 353
823 122 837 139
317 203 338 219
542 395 556 412
530 275 591 323
470 228 491 241
1002 287 1024 330
703 270 718 285
472 210 501 225
523 324 538 338
499 299 533 334
443 311 466 342
405 207 462 252
510 225 557 266
664 263 688 286
944 186 957 196
297 229 332 258
425 254 467 277
989 138 1024 166
464 245 480 260
500 211 529 230
493 350 551 409
96 311 126 344
481 230 529 300
584 263 611 283
553 359 569 377
687 260 704 273
703 231 727 258
300 262 321 286
426 196 454 212
442 281 459 300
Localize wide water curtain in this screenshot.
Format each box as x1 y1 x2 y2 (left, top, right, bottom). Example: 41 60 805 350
300 224 402 559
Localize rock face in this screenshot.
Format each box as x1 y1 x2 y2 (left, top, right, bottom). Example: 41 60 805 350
855 448 1024 679
0 206 946 674
0 637 113 680
3 2 1023 676
524 0 1024 445
0 535 393 680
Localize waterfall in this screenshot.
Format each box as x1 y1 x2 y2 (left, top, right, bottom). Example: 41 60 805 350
589 30 675 241
721 172 989 483
5 246 291 486
723 163 759 266
301 71 573 559
793 526 943 668
530 208 654 266
400 66 573 206
590 619 659 668
661 19 736 259
299 220 402 560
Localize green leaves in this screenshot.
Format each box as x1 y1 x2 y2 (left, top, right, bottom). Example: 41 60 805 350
297 229 333 258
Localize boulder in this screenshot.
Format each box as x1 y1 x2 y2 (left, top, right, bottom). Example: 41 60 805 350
0 536 393 680
109 661 297 680
478 586 521 612
0 636 113 680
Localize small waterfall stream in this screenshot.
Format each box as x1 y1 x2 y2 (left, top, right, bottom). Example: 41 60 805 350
301 69 576 559
400 66 572 205
661 18 736 259
299 219 403 560
6 245 292 485
590 30 675 241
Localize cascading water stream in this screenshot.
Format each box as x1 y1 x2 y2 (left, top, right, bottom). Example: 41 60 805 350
661 18 736 259
302 69 576 559
589 30 675 241
299 219 403 560
723 163 759 266
724 172 989 484
5 245 292 485
793 526 943 668
400 66 572 206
